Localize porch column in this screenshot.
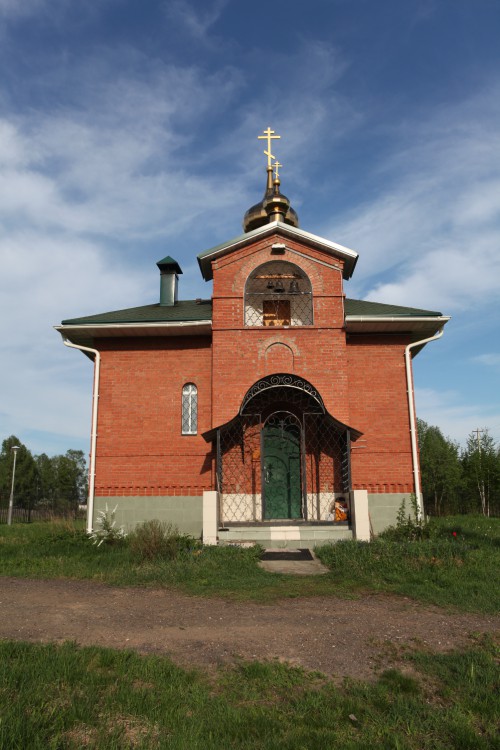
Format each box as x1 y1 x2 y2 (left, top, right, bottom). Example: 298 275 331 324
203 490 219 545
350 489 371 541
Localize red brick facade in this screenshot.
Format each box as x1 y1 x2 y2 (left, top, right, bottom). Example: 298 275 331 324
91 229 416 499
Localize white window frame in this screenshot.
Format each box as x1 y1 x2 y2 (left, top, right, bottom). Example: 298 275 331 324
182 383 198 435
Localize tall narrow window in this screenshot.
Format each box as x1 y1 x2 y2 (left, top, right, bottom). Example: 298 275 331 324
182 383 198 435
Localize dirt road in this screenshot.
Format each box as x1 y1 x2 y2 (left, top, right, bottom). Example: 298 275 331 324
1 577 497 679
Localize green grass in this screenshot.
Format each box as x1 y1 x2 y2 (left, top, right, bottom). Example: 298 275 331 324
0 637 498 749
0 516 499 612
315 515 500 614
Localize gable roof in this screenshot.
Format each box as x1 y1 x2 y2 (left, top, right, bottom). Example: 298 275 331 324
344 298 450 343
56 296 448 352
197 220 359 281
60 300 212 326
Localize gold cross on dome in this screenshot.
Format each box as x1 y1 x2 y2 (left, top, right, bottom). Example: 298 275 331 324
258 127 281 168
273 160 282 179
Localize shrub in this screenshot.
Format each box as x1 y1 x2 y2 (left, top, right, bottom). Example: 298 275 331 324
88 504 127 547
129 519 199 561
380 495 431 542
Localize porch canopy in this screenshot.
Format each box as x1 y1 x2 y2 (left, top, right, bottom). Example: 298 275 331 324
202 374 362 525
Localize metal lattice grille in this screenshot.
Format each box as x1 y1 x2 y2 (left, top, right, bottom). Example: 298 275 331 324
218 416 262 523
217 409 351 525
240 375 324 415
303 414 350 522
181 383 198 434
245 261 313 327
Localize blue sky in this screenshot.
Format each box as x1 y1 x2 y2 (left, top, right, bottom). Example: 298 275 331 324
1 0 499 457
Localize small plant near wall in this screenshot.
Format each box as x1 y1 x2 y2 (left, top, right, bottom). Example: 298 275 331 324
88 504 127 547
380 495 430 542
129 519 200 561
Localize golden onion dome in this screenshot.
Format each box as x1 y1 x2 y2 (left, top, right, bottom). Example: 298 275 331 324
243 167 299 232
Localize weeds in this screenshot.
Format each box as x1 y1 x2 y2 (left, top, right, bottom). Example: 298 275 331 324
129 519 200 561
380 495 430 542
0 515 498 612
88 504 127 547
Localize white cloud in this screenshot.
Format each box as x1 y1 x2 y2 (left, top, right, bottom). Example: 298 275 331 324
0 0 46 19
163 0 228 41
329 84 500 312
0 55 248 452
472 353 500 368
415 387 500 447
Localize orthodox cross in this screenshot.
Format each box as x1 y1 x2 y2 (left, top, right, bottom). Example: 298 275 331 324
258 127 280 168
273 160 282 179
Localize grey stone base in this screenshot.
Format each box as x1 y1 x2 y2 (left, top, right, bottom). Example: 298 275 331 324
93 496 203 538
367 493 410 535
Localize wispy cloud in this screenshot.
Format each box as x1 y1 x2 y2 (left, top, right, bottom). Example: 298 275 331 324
0 51 247 452
416 387 500 446
472 353 500 368
163 0 228 42
0 0 47 19
329 84 500 312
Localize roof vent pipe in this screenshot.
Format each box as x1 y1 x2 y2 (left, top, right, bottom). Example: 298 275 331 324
156 256 183 307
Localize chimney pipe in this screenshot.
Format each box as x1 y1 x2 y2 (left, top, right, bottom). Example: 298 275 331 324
156 256 183 307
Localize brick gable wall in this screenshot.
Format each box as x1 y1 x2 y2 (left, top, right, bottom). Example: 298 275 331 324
91 232 416 502
94 335 213 497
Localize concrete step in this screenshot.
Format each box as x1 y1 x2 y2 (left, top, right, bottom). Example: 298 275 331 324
218 524 353 549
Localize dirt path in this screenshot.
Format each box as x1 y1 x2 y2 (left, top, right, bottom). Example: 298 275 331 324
0 577 498 680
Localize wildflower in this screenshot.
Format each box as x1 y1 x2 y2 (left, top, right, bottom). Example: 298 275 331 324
452 531 457 537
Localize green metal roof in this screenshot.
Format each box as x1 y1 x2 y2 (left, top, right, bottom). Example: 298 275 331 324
61 297 441 327
61 300 212 325
344 299 442 317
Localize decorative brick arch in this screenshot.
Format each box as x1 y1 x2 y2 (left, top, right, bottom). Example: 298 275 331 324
233 245 324 295
264 342 294 371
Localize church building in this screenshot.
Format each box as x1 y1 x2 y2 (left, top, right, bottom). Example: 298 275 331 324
57 129 449 547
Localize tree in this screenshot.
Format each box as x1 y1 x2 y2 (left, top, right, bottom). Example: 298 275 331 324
0 436 38 509
417 420 462 516
52 450 87 511
461 429 500 517
35 449 88 512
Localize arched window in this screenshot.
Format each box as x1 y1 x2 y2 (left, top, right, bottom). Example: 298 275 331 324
182 383 198 435
244 261 313 327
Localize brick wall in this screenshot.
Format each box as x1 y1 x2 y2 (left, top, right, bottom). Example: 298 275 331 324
347 334 415 493
91 232 417 502
211 232 350 425
94 335 213 496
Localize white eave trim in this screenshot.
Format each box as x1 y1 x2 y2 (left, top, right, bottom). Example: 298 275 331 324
345 315 451 340
346 315 450 325
54 320 212 339
199 220 359 280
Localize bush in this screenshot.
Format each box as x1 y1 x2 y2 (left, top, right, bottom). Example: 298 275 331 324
88 504 127 547
379 495 431 542
129 519 200 561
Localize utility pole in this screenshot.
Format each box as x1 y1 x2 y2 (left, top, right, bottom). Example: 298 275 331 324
473 428 487 516
473 427 483 453
7 445 21 526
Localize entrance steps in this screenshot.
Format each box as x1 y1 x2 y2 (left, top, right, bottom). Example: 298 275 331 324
217 523 353 549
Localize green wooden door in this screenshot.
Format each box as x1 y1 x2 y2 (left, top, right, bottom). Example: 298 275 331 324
263 418 302 519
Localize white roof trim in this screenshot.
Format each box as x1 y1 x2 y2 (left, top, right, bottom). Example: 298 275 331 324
346 315 450 324
54 321 212 343
55 321 211 332
199 220 359 280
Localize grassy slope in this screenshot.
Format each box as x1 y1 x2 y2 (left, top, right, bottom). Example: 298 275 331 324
0 516 499 612
0 638 498 749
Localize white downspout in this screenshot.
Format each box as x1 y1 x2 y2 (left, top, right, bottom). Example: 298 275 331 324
62 338 100 533
405 329 444 519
